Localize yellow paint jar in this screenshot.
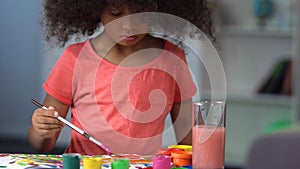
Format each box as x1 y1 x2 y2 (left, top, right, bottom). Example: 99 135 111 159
83 157 102 169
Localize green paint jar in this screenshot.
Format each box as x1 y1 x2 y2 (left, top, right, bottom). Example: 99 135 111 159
111 158 129 169
62 153 80 169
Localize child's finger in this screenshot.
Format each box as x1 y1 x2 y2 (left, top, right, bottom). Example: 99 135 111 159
36 116 61 125
47 106 56 110
35 108 57 118
37 123 63 130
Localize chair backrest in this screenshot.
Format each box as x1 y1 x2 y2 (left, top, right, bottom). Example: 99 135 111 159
245 131 300 169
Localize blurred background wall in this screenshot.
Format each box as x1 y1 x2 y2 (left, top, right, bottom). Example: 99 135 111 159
0 0 43 142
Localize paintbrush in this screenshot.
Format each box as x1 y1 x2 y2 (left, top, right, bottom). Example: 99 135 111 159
30 99 113 155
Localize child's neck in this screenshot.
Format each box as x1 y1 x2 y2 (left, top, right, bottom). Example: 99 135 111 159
92 33 164 66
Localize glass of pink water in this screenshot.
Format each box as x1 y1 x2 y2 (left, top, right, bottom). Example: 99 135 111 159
192 101 226 169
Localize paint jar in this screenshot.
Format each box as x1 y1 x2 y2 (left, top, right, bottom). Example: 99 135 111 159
83 157 102 169
62 153 80 169
152 155 171 169
168 145 192 152
171 151 192 167
111 158 129 169
157 148 184 156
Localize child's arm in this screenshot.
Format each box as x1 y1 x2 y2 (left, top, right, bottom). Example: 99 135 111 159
170 99 193 145
28 94 69 152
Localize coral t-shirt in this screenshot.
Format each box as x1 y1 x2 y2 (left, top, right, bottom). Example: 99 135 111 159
43 39 196 155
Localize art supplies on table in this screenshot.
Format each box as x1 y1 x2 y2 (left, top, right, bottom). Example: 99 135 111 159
0 146 194 169
0 153 153 169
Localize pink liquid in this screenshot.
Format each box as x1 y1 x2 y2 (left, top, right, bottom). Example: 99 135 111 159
192 125 225 169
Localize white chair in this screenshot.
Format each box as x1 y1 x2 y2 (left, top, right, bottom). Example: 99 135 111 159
245 131 300 169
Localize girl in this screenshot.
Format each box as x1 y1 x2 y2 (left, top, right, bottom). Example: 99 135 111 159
28 0 215 155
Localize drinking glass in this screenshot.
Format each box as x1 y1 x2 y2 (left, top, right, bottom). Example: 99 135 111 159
192 101 226 169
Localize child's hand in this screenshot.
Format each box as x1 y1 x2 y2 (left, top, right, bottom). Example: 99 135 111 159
31 106 64 139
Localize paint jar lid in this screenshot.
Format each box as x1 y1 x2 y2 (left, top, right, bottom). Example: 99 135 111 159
171 151 192 159
157 148 185 156
168 145 192 152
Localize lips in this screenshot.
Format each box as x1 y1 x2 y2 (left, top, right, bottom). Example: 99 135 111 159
120 35 138 41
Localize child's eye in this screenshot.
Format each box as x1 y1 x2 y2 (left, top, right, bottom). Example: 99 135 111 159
111 12 122 16
110 8 122 16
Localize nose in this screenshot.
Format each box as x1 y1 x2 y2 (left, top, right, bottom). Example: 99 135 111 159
120 15 138 32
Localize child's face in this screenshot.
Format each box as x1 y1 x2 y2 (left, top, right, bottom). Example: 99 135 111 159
100 5 150 47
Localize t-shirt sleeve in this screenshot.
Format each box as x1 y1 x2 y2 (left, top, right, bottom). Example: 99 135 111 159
42 46 77 105
173 48 197 103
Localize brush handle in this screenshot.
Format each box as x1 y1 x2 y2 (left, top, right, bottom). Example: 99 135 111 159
89 136 113 155
32 99 113 155
57 113 112 155
56 113 113 155
40 106 85 136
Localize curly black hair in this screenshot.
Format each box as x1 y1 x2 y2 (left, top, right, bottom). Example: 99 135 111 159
42 0 215 47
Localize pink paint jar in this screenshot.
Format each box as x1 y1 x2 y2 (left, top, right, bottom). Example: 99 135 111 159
152 155 171 169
